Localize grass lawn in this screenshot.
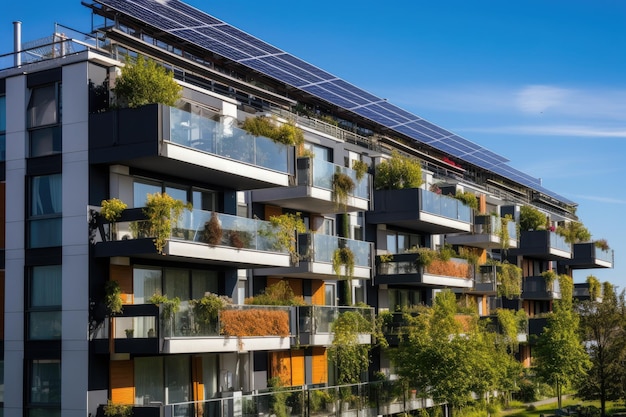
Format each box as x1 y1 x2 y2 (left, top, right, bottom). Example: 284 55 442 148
499 398 626 416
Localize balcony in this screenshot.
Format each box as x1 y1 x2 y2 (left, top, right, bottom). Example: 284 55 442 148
528 316 549 340
375 253 474 288
561 242 614 269
466 264 499 294
509 230 572 260
161 305 292 354
446 214 518 249
92 304 160 355
574 282 603 302
252 157 372 213
522 275 561 300
295 305 374 346
89 104 295 190
367 188 472 234
92 208 292 268
256 233 373 280
480 314 529 344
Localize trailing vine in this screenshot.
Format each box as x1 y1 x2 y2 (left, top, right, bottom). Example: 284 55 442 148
329 311 372 386
333 247 355 279
332 171 355 211
351 159 369 181
143 192 191 254
148 293 181 322
496 262 522 299
104 280 124 315
265 212 306 263
541 270 558 292
586 275 601 300
453 190 478 210
241 115 304 147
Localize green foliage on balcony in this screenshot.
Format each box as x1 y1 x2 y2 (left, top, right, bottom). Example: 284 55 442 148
519 205 546 231
114 54 182 108
556 221 591 244
104 280 123 315
453 190 478 210
496 262 523 299
245 280 305 306
241 115 304 147
374 151 423 190
142 192 191 254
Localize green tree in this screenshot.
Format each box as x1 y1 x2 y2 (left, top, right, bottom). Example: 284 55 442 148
374 151 423 190
114 55 182 108
534 274 590 408
328 310 372 386
576 282 626 417
391 291 503 414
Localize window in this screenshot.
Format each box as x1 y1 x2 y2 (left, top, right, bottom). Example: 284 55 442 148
135 356 191 406
28 359 61 417
0 95 5 161
385 230 423 254
133 178 216 210
27 84 62 157
29 174 62 248
28 265 62 340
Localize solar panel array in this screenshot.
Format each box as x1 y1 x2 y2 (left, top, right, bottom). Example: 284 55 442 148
94 0 574 205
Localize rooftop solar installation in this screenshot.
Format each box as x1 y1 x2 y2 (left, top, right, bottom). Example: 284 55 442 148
93 0 574 206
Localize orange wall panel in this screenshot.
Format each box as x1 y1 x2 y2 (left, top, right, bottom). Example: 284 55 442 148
311 280 324 305
311 347 328 384
110 264 133 304
291 349 305 386
110 360 134 404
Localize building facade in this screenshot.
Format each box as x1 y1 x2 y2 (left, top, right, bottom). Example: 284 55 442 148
0 1 614 416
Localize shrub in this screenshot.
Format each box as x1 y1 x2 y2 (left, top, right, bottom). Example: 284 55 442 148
245 281 305 306
220 309 290 337
374 151 423 190
114 55 181 108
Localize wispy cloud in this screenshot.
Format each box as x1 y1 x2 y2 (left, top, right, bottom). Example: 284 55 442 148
459 124 626 138
516 85 570 114
566 194 626 205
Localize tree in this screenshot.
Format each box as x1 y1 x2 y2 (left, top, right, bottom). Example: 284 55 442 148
534 274 590 408
519 205 546 231
576 282 626 417
391 291 506 415
114 54 182 108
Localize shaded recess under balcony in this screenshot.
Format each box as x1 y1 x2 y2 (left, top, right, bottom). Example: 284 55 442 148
251 157 371 213
375 253 474 288
528 316 549 340
367 188 472 234
509 230 572 260
89 104 295 190
522 275 561 300
92 208 291 268
446 214 518 249
255 233 373 280
561 242 613 269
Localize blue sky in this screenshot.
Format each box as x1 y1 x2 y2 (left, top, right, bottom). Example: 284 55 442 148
2 0 625 287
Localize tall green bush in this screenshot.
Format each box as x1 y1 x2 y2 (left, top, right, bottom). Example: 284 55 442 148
114 55 182 108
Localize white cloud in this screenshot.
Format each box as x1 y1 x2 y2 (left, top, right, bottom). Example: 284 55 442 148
459 124 626 138
516 85 570 114
567 194 626 205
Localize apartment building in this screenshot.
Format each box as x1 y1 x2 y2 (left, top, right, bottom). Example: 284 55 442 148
0 0 614 416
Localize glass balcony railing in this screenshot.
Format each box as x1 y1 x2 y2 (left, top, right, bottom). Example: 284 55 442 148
296 305 374 334
161 304 291 338
106 209 289 254
595 247 613 263
474 215 518 241
168 106 292 174
549 231 571 253
298 233 372 267
298 157 370 200
378 254 472 280
421 189 471 222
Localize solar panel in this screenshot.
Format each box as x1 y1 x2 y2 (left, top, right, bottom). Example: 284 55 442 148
93 0 571 206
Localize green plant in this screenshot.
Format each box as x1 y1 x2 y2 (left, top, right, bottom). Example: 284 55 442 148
351 159 369 181
148 293 181 321
374 151 423 190
265 212 306 262
103 401 132 417
190 293 231 333
332 171 355 211
143 192 191 254
556 221 591 244
329 311 372 385
519 205 546 231
541 270 558 292
379 253 394 263
104 280 123 315
114 54 181 108
414 247 437 267
101 198 127 223
496 214 516 251
333 246 355 279
453 190 478 210
268 377 289 417
201 212 222 245
586 275 601 300
124 328 134 338
241 116 304 147
245 280 305 306
497 262 523 299
594 238 610 251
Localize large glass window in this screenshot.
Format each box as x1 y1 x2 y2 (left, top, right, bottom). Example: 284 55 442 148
133 267 163 304
28 265 62 340
28 359 61 416
135 356 192 407
27 84 62 157
133 178 216 211
29 174 62 248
